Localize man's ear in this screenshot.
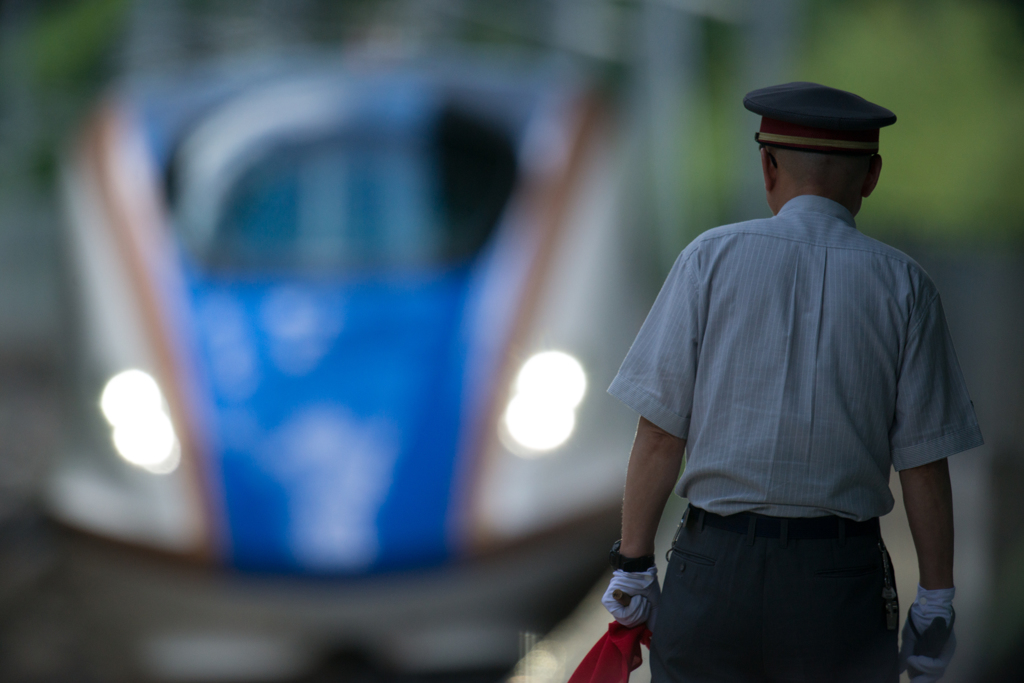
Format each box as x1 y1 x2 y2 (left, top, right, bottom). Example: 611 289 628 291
760 147 777 193
861 154 883 198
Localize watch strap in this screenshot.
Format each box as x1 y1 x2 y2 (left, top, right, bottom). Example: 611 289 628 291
609 540 655 572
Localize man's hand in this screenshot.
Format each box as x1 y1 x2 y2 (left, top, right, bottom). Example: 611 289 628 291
899 457 956 681
601 567 660 630
608 417 681 633
899 585 956 682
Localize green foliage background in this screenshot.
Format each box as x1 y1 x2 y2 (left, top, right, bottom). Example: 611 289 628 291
25 0 129 87
799 0 1024 243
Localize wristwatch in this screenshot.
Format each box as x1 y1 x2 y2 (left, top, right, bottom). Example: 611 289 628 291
609 540 655 572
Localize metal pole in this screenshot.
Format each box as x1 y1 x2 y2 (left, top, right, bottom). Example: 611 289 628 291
638 0 702 269
729 0 800 223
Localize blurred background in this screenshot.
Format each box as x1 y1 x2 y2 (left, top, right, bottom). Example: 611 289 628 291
0 0 1022 681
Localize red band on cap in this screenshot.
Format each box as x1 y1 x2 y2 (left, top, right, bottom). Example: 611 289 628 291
757 117 879 152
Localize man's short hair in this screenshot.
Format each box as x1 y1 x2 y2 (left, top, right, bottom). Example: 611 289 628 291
763 144 872 190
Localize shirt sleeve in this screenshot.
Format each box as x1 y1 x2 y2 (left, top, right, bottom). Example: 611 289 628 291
608 249 702 439
889 290 984 470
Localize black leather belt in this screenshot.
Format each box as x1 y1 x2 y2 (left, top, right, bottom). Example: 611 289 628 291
683 505 879 541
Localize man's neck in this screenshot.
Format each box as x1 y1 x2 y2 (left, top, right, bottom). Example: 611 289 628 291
768 185 861 217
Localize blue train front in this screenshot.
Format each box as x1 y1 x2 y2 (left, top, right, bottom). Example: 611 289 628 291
49 56 656 678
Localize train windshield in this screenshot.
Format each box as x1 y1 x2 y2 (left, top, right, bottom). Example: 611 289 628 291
193 109 517 271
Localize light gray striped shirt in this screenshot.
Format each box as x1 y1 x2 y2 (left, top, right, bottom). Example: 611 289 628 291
609 194 983 520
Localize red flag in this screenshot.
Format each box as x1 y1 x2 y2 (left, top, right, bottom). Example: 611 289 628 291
568 622 652 683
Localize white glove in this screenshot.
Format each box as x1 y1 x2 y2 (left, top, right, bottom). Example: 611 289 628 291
601 567 660 630
899 585 956 682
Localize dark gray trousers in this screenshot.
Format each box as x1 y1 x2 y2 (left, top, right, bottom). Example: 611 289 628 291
651 511 899 683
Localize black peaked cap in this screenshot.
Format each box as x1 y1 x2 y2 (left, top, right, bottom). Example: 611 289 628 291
743 82 896 131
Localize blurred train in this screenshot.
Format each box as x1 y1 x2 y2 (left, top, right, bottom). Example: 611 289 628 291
49 54 656 680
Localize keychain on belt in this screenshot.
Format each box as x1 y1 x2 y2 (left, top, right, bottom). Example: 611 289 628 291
878 538 899 630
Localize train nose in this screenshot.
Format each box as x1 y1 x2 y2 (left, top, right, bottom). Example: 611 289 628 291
193 272 474 573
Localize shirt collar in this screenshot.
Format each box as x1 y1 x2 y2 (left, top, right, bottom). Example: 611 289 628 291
777 194 856 228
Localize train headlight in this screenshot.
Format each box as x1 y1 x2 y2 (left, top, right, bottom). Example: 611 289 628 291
502 351 586 456
100 370 180 474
